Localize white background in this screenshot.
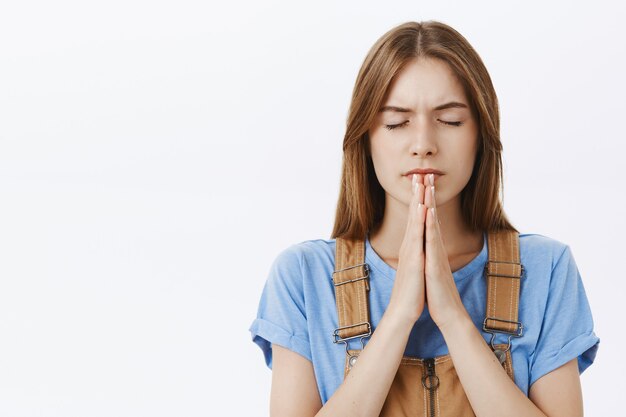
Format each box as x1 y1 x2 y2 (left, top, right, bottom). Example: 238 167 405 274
0 0 623 415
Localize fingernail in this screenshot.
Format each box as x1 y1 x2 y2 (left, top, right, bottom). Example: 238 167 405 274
412 174 416 192
429 173 434 185
431 185 435 198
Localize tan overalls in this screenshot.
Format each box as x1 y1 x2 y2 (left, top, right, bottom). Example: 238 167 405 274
332 230 524 417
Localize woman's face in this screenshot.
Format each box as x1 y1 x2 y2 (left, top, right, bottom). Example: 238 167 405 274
368 57 479 209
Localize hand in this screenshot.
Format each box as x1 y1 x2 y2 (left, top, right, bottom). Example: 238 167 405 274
422 174 469 330
387 173 426 324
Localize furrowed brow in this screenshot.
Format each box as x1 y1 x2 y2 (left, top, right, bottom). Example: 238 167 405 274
379 101 468 113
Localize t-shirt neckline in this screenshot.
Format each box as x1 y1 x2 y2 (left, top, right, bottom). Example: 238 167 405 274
364 230 488 282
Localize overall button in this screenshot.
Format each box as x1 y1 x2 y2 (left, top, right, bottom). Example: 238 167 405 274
493 349 506 364
348 355 358 368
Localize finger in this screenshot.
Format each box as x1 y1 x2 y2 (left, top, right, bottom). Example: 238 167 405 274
421 173 433 208
415 174 425 225
423 174 441 227
411 173 424 209
426 202 437 246
424 175 438 248
417 173 425 206
426 201 445 255
406 173 425 248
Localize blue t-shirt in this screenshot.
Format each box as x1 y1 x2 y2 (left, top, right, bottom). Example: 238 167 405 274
249 231 600 403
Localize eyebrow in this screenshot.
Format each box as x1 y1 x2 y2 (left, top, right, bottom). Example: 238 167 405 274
379 101 468 113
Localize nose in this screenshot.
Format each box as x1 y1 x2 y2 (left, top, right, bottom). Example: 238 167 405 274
408 117 437 157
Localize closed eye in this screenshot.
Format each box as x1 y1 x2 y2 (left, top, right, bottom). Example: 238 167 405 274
439 119 463 127
384 120 463 130
384 121 409 130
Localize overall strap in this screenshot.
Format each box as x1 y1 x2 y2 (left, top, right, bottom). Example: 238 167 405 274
483 230 524 337
331 236 372 344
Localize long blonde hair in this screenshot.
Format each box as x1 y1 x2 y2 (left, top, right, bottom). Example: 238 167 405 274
331 20 518 239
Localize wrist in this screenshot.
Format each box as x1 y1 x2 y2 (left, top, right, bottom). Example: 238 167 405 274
383 305 420 332
438 309 473 337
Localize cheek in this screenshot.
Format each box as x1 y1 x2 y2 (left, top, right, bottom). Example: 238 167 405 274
369 138 398 187
460 143 478 170
370 149 389 183
450 140 479 188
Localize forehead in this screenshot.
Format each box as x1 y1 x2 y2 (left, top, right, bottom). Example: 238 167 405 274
383 57 466 107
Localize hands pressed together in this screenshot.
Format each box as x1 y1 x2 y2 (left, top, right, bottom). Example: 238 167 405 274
388 173 469 331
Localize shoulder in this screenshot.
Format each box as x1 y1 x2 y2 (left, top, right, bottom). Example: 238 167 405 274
276 237 337 266
267 237 337 284
518 232 571 270
517 232 583 298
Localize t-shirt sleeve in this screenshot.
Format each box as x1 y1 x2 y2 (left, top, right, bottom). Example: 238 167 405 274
248 244 311 369
529 245 600 388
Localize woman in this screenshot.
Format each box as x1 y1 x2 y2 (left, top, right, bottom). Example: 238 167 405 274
249 20 599 416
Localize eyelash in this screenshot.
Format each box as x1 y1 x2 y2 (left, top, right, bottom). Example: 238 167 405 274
384 120 463 130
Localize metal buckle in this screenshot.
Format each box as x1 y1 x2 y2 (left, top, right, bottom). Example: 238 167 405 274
483 317 524 337
332 263 370 287
333 322 371 359
484 261 525 279
333 321 372 344
338 335 369 359
482 317 523 352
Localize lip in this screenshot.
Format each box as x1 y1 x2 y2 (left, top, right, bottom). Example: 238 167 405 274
404 169 443 185
404 168 444 176
405 173 442 183
403 168 444 177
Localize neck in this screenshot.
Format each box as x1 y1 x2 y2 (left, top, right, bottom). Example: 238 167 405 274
368 193 483 270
